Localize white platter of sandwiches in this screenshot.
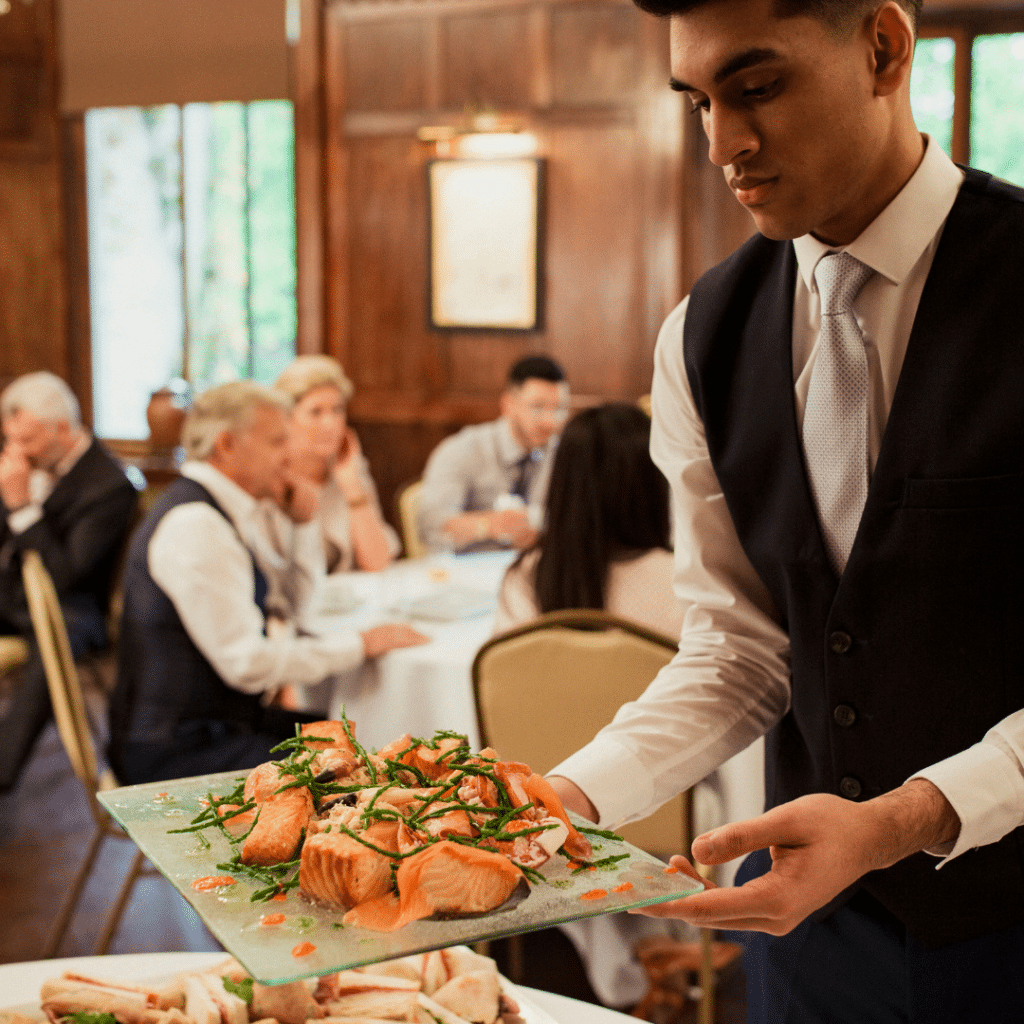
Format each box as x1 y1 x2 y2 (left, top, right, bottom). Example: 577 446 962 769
0 947 559 1024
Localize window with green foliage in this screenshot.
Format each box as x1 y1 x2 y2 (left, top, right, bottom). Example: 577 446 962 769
909 36 955 156
86 101 296 440
971 33 1024 186
911 24 1024 188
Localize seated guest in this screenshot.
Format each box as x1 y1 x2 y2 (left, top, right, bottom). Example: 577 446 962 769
493 402 684 1009
273 355 400 573
495 402 682 638
108 381 426 785
0 371 138 792
417 355 569 552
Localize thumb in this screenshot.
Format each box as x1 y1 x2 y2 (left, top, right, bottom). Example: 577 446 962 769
692 816 775 865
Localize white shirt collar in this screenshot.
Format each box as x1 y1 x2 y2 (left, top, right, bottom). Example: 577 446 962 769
497 417 531 466
793 135 965 291
181 460 259 529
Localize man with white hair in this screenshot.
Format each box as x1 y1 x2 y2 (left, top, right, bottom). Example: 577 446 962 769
108 380 426 784
0 371 139 791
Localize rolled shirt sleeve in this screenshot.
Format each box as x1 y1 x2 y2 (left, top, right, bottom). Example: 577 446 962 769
148 501 365 695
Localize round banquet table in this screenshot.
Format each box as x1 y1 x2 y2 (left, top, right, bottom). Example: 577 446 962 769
297 550 518 751
0 950 637 1024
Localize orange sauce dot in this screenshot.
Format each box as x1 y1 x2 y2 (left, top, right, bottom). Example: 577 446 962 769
191 875 237 891
260 913 286 926
292 941 316 958
663 865 679 874
580 889 608 901
271 891 288 902
612 883 634 893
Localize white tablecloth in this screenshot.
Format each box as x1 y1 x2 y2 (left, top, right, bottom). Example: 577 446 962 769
298 551 517 750
0 951 635 1024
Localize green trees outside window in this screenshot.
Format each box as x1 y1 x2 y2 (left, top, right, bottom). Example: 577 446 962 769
87 101 296 440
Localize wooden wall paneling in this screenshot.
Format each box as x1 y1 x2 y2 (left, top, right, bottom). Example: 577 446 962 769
0 0 71 398
344 18 432 112
441 8 537 109
549 0 645 107
542 118 645 398
293 0 326 355
60 115 94 425
321 0 689 510
346 134 433 395
323 5 352 369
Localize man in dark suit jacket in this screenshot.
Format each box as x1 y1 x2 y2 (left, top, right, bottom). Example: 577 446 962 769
0 371 138 791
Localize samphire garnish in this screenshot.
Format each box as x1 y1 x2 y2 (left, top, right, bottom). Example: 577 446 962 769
168 721 602 902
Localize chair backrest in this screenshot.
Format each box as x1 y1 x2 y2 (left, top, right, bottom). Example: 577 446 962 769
0 635 30 676
20 550 106 820
398 479 426 560
472 608 689 855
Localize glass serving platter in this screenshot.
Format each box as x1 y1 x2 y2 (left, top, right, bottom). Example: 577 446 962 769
99 772 702 985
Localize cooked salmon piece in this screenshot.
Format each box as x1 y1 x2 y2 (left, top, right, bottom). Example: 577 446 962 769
301 719 358 752
493 762 592 859
343 840 522 932
241 780 314 866
398 737 466 781
300 830 395 908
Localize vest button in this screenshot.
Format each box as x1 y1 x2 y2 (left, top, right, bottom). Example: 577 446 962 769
829 631 852 654
833 704 857 727
839 776 862 799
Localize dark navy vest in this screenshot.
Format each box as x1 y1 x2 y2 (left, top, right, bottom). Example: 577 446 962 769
109 477 269 763
683 167 1024 945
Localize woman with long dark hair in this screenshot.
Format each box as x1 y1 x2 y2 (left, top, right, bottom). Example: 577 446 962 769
495 402 682 637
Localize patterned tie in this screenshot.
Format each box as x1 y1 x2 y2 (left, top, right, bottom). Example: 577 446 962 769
802 252 874 573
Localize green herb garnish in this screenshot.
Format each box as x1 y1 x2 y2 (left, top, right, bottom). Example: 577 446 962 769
222 976 253 1005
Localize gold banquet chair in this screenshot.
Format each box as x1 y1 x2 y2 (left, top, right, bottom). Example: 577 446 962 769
398 478 427 560
472 608 738 1024
20 549 152 956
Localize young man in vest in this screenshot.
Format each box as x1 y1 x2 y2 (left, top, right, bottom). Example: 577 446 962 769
108 380 426 784
547 1 1024 1020
0 371 138 792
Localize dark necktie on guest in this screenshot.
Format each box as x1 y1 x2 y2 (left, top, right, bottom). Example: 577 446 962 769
511 452 533 501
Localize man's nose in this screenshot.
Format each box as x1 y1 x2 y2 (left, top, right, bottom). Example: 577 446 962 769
704 107 758 169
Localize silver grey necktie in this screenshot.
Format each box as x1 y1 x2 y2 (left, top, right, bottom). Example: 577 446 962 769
802 252 874 573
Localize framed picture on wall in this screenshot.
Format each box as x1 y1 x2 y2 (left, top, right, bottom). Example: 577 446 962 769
427 157 544 331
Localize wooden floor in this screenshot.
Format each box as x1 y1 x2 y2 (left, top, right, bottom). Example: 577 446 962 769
0 711 747 1023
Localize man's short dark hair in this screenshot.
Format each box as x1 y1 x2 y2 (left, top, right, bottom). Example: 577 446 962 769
507 355 567 388
633 0 922 35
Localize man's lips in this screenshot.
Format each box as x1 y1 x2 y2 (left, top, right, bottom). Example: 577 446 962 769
730 176 776 206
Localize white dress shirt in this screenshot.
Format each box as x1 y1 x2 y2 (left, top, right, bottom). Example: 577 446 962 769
147 461 365 695
553 139 1024 864
418 418 554 551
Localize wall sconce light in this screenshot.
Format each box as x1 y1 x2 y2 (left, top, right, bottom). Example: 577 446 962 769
417 111 538 159
0 0 35 14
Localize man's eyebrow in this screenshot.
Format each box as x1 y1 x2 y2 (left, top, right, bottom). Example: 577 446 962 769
669 47 782 93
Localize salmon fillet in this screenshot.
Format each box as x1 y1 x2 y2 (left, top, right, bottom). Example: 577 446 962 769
300 830 395 908
343 840 522 932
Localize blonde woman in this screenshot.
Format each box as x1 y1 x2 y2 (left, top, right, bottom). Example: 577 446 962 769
275 355 401 572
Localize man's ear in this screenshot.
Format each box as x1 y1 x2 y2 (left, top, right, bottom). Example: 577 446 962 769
210 428 237 463
869 1 916 97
